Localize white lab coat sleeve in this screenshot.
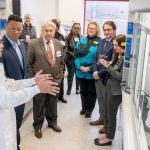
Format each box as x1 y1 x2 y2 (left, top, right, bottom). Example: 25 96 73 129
7 78 36 91
0 85 40 108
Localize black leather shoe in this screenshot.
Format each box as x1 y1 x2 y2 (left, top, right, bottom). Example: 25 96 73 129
95 140 112 146
58 98 67 103
94 138 99 142
76 89 80 94
66 90 71 95
80 109 86 115
48 125 62 133
85 111 92 118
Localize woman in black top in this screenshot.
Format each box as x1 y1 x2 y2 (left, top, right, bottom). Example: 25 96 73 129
65 23 82 95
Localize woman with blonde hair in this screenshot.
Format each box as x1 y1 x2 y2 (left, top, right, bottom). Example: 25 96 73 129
74 21 101 118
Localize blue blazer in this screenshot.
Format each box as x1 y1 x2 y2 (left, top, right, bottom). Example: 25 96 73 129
93 37 114 79
1 35 28 80
74 36 101 79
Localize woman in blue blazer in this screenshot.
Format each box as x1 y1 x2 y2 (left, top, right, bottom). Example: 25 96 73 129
74 21 101 118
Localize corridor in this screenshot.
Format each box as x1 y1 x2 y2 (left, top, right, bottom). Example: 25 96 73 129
20 79 122 150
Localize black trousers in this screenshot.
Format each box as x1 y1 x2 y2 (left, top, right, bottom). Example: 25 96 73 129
66 65 80 92
33 93 58 129
15 104 25 148
79 78 97 112
104 81 122 139
58 77 64 100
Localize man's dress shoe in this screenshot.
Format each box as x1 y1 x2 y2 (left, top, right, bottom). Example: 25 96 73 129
76 89 80 94
85 111 92 118
48 125 62 132
80 109 86 115
89 120 104 126
99 127 106 134
66 90 71 95
58 98 67 103
34 129 42 138
17 146 21 150
95 140 112 146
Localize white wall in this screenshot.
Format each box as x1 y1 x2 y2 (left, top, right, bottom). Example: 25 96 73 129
21 0 59 36
130 0 150 12
58 0 84 34
0 0 12 18
20 0 84 36
58 0 84 32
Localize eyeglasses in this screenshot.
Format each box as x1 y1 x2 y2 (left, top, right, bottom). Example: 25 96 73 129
103 29 113 32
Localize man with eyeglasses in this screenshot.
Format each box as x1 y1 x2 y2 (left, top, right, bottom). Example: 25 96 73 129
0 14 28 150
91 21 116 133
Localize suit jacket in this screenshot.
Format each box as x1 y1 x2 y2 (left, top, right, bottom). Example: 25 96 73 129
93 37 114 79
0 63 39 150
1 35 28 80
106 60 123 95
28 37 64 83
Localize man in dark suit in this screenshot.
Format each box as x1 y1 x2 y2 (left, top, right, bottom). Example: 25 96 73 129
28 21 64 139
90 21 116 133
1 15 28 150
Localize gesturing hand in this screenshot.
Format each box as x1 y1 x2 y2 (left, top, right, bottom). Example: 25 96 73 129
38 80 60 96
34 69 53 84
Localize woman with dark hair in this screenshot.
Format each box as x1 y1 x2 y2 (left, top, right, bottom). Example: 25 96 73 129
66 23 82 95
94 34 126 146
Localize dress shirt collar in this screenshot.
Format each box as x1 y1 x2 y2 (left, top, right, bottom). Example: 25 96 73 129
106 34 116 42
43 37 54 52
5 34 21 49
43 37 53 46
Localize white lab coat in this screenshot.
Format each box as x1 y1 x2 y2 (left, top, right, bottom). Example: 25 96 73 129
0 63 40 150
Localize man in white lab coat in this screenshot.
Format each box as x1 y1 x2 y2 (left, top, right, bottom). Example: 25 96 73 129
0 37 60 150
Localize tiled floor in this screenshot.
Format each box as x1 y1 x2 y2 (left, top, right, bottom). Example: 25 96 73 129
20 79 122 150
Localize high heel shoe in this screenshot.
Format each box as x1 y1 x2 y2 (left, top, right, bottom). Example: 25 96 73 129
94 138 99 142
94 134 106 142
95 140 112 146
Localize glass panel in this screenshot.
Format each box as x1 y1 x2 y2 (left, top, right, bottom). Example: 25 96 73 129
142 35 150 149
130 23 141 91
133 30 147 116
85 1 129 37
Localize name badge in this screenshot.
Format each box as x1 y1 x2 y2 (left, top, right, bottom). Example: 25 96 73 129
74 37 79 42
56 51 62 57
